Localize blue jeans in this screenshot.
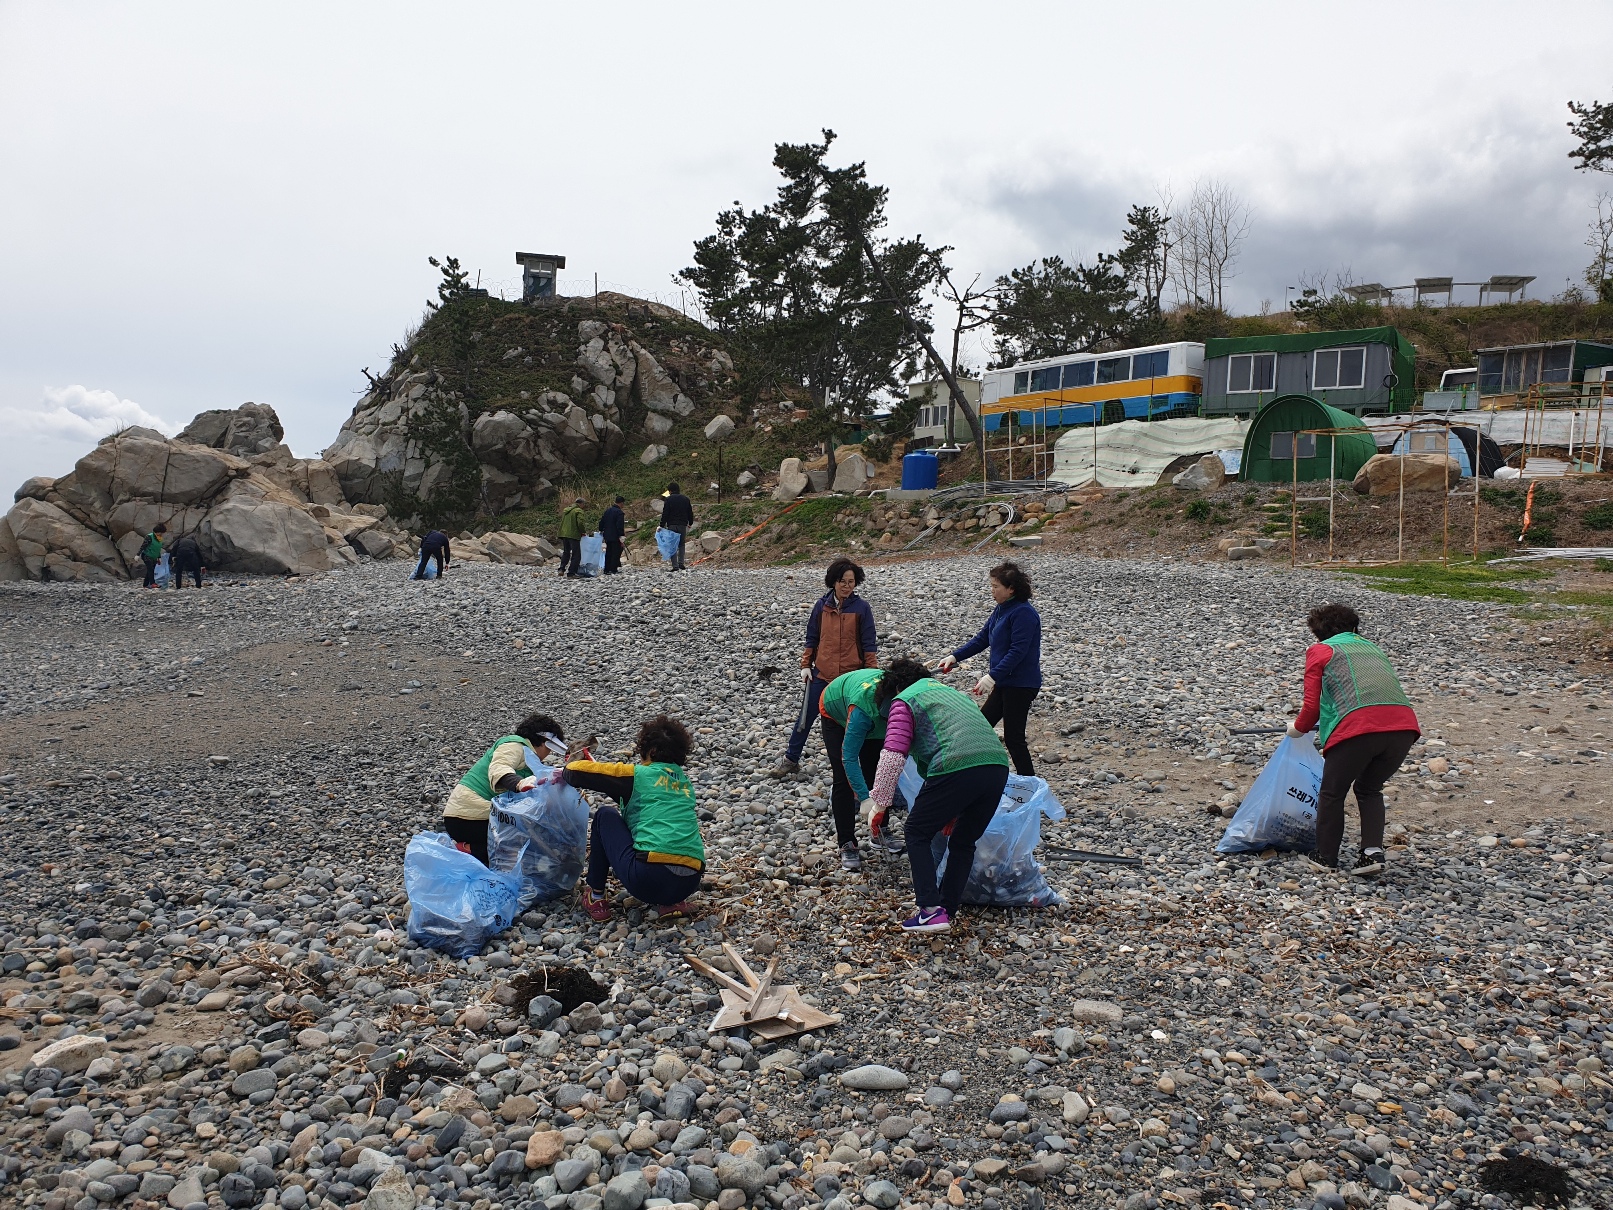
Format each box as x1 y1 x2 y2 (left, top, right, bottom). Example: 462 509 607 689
784 676 827 762
904 763 1008 911
586 806 701 907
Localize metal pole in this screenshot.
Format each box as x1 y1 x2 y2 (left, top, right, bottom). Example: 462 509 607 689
1328 435 1336 562
1290 443 1298 567
1442 415 1450 568
1397 439 1406 563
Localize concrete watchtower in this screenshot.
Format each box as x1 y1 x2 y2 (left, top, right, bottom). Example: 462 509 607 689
516 252 566 301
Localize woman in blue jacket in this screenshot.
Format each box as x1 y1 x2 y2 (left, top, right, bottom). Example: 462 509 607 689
938 561 1042 775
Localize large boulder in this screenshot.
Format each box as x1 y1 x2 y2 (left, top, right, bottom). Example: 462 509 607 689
1352 453 1460 495
55 435 244 515
4 498 126 582
831 451 871 493
704 414 736 442
0 516 25 580
549 405 601 468
634 344 693 416
773 457 809 502
248 446 346 506
14 476 55 503
1171 454 1226 491
177 402 285 457
196 490 332 575
485 531 558 565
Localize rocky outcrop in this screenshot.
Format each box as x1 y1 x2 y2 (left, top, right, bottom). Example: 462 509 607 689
1 419 410 583
177 402 285 457
325 320 694 515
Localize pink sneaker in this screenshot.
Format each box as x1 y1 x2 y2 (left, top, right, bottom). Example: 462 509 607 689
900 907 951 933
579 887 611 922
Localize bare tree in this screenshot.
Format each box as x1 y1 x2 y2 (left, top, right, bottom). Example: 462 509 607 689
937 269 997 379
1169 178 1252 309
1587 193 1613 300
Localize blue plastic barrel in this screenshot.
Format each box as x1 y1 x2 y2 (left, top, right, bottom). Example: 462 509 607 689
901 451 939 490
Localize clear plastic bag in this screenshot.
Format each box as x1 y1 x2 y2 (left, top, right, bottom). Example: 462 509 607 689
578 534 605 577
1215 735 1323 854
153 553 170 588
488 762 590 910
403 833 522 959
916 769 1067 907
655 527 681 561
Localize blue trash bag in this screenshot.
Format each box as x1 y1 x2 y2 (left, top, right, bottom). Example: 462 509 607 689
488 758 590 910
655 527 681 561
153 553 171 589
403 833 522 959
916 770 1067 907
578 533 605 577
413 557 438 580
1216 735 1324 854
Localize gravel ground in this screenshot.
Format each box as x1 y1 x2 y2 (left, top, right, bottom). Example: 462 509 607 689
0 555 1609 1210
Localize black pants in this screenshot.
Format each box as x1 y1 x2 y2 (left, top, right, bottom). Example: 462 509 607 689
558 537 581 576
821 718 882 845
668 524 688 570
414 548 445 579
172 555 203 588
442 815 489 866
587 806 701 906
603 539 623 574
981 685 1039 775
905 762 1008 911
1314 729 1418 864
142 557 159 588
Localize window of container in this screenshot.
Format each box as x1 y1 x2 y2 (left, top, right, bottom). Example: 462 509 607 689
1228 352 1276 392
1313 347 1365 390
1542 344 1573 383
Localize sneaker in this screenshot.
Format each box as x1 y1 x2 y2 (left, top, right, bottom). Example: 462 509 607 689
767 758 800 779
1303 852 1339 872
900 907 951 933
579 886 611 922
839 841 862 872
652 900 693 919
1351 848 1386 877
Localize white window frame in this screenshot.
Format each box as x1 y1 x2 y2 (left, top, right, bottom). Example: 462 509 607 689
1227 352 1276 393
1313 346 1366 390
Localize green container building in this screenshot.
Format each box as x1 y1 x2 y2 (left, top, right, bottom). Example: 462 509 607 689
1239 394 1378 483
1201 326 1416 416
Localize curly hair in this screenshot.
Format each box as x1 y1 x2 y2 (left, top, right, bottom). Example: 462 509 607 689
515 714 565 747
636 714 692 766
989 561 1033 600
874 656 931 708
1307 603 1360 641
824 558 866 590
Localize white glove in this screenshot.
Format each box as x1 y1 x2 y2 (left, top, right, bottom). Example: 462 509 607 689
937 654 957 673
860 798 878 827
1286 723 1303 739
800 666 814 685
974 673 995 697
516 775 537 791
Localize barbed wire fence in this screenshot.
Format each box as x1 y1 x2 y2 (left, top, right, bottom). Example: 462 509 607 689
461 268 712 328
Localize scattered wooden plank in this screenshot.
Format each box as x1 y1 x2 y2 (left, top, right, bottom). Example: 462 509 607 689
721 942 761 989
742 957 779 1021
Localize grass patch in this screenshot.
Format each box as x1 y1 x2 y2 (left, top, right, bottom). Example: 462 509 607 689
1585 501 1613 531
1338 560 1549 603
1184 499 1212 522
1596 557 1613 573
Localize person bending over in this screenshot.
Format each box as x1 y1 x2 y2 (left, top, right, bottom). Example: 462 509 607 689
938 560 1042 775
1289 603 1420 877
414 530 451 580
441 714 567 864
564 715 704 921
868 658 1010 933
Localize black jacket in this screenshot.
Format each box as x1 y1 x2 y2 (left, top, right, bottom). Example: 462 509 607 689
660 493 694 528
599 505 625 541
421 530 451 556
170 535 201 563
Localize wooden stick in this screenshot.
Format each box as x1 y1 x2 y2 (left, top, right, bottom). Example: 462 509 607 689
721 943 761 989
683 953 753 998
742 958 779 1021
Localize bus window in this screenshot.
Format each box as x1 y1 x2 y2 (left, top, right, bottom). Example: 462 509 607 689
1013 371 1029 395
1063 361 1094 388
1132 350 1168 378
1030 366 1061 392
1097 356 1129 384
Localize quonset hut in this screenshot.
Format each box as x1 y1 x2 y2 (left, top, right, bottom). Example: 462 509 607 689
1239 395 1377 482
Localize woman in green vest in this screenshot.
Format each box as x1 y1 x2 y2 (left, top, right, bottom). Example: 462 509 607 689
818 667 904 871
564 714 705 921
867 658 1010 933
441 714 567 865
1288 603 1420 876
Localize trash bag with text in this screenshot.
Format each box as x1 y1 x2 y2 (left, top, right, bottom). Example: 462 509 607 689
1215 735 1323 854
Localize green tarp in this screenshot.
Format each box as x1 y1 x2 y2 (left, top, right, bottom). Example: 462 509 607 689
1240 394 1378 483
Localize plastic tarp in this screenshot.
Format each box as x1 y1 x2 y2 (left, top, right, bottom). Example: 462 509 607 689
578 534 604 577
1052 417 1249 487
1389 427 1473 477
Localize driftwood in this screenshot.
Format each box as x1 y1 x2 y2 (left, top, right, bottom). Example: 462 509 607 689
684 946 840 1040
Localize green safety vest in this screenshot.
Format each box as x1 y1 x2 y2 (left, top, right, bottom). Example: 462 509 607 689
1317 634 1411 747
626 763 705 869
819 669 886 739
895 678 1009 779
457 735 531 801
141 532 164 560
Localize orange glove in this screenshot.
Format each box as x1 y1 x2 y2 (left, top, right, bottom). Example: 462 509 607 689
941 818 958 837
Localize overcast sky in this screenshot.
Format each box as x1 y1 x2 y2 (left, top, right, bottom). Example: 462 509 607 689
3 2 1611 496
